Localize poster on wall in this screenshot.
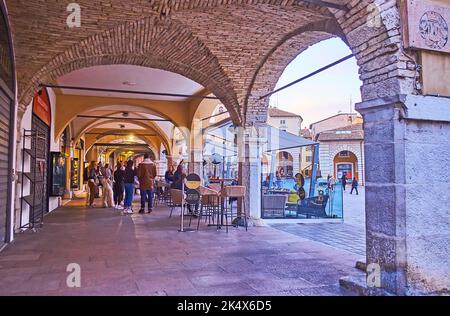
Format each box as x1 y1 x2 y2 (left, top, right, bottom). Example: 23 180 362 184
402 0 450 54
71 158 79 190
50 152 66 196
32 88 51 126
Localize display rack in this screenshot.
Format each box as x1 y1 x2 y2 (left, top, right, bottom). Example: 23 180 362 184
19 129 47 229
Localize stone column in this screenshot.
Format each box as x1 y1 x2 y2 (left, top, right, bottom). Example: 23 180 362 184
238 125 263 223
188 118 203 176
356 95 450 295
188 148 203 176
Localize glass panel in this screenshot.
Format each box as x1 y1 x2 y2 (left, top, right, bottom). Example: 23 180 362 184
50 152 67 196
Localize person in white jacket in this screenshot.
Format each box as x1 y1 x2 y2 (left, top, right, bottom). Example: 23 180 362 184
102 163 114 207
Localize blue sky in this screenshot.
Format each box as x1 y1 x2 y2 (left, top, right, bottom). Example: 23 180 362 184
269 38 362 128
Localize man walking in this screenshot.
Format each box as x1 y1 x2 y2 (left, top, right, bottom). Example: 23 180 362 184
341 173 347 191
137 153 157 214
350 177 359 195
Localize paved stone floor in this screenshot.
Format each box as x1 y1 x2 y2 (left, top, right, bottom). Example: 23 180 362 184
271 188 366 257
0 197 364 296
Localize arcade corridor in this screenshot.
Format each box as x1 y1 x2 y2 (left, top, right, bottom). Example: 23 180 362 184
0 198 363 296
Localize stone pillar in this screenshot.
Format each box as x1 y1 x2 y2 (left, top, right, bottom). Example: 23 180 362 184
188 118 203 176
188 148 203 176
238 125 263 222
356 95 450 295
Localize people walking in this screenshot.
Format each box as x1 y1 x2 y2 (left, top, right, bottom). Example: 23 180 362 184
328 175 335 191
123 160 136 214
350 177 359 195
341 173 347 191
87 161 98 208
113 162 125 210
101 163 114 207
137 153 157 214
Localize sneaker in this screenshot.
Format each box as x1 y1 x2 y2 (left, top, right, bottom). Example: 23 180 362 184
147 209 153 214
116 205 123 210
127 209 134 214
139 209 145 214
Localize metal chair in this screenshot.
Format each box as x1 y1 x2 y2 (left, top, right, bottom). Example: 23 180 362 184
197 186 220 230
221 185 248 232
169 188 195 227
169 189 183 218
262 194 287 218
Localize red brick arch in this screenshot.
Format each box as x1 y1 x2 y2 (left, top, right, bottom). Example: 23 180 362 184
242 1 418 125
19 16 241 124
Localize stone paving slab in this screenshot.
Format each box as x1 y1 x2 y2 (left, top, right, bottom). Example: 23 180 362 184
0 198 364 296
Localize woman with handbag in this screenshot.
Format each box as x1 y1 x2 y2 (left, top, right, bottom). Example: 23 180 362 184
87 161 98 208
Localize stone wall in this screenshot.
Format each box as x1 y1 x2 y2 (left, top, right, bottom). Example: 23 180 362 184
404 118 450 294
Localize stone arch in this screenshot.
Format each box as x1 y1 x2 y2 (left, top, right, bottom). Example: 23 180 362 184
243 1 418 124
59 103 179 150
85 133 160 160
76 118 171 156
18 15 240 125
329 145 362 166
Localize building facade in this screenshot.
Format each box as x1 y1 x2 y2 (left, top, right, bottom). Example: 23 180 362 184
309 113 364 184
0 0 449 295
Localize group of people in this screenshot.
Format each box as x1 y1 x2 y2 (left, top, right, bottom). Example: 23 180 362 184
86 153 158 214
338 173 359 195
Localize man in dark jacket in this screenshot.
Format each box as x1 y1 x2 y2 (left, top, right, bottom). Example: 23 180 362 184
350 177 359 195
137 153 157 214
341 173 347 191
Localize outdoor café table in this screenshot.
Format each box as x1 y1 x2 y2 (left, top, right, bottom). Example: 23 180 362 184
211 179 238 228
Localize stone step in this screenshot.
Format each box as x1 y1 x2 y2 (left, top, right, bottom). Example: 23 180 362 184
339 275 393 296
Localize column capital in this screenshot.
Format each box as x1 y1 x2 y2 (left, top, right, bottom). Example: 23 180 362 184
356 94 450 123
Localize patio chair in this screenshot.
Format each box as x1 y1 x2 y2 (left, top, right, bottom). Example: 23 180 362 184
197 186 220 230
221 185 248 232
169 189 183 218
262 194 287 218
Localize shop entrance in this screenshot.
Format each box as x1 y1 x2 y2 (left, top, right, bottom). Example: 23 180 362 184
0 3 15 247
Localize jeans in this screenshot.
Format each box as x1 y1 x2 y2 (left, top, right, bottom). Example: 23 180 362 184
140 189 154 210
113 183 124 205
124 183 135 208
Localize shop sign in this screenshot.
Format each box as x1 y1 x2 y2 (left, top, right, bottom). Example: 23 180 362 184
33 88 51 126
402 0 450 54
186 173 201 190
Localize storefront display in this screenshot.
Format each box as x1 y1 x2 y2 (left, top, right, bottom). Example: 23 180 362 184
260 128 343 220
50 152 67 196
71 158 80 189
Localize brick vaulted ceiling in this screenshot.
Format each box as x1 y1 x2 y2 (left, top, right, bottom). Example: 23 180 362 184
5 0 413 126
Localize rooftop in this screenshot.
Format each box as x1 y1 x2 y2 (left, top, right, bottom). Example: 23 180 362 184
317 124 364 142
310 113 360 128
269 108 302 119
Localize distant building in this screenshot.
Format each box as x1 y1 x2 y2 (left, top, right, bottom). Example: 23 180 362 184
267 108 302 135
266 107 305 177
310 113 365 184
299 128 314 177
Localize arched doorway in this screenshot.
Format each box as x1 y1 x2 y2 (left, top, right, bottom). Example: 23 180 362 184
334 150 358 181
276 151 294 179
